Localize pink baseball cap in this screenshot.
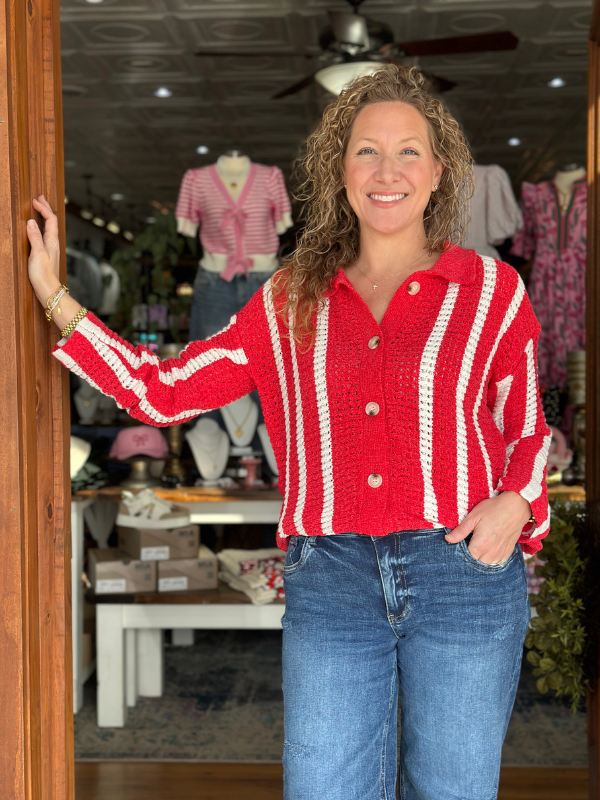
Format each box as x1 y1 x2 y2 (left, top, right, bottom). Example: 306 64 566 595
109 426 169 460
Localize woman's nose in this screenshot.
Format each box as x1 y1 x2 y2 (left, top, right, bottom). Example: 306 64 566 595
374 155 401 183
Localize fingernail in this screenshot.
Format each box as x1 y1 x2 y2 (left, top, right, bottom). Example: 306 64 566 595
27 219 35 227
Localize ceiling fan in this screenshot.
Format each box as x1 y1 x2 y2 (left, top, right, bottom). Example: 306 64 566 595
194 0 518 99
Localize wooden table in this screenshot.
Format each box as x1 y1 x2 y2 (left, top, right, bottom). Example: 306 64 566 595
71 486 283 717
93 582 285 728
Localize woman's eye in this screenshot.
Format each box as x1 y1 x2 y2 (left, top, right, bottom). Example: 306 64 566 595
402 148 418 156
357 147 376 155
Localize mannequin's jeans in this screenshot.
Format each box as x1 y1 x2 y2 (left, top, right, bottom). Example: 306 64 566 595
281 528 530 800
189 267 273 341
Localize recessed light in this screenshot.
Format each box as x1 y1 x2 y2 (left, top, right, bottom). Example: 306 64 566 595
548 77 566 88
85 0 105 4
92 217 106 227
64 196 69 204
107 221 120 234
508 137 521 146
123 231 134 241
154 87 173 98
196 145 210 155
80 209 93 220
111 192 125 201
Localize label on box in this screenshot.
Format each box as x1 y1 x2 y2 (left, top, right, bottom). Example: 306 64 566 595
96 579 126 593
141 546 170 561
159 576 188 591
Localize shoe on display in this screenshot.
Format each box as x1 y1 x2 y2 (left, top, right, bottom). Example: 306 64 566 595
116 488 190 530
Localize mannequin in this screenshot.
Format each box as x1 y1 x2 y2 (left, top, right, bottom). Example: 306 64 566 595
185 418 230 484
175 150 293 341
216 150 250 203
73 375 100 424
257 423 278 482
553 164 586 211
221 395 259 450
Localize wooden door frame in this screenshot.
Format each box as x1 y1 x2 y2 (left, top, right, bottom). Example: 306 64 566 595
0 0 73 797
1 0 600 798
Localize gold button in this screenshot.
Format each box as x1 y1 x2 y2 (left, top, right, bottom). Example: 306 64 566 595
368 336 381 349
365 402 380 416
407 281 420 295
367 473 382 488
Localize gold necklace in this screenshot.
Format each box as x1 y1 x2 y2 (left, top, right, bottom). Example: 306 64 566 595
353 250 429 290
224 404 253 438
191 431 221 471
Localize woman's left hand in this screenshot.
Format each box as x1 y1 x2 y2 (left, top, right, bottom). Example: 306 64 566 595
444 491 531 565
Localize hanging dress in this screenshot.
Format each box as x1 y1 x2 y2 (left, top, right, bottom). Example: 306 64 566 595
510 177 586 388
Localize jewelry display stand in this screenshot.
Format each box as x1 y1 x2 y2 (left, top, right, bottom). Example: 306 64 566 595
221 395 259 452
186 418 230 485
257 423 278 481
121 457 160 489
74 377 101 425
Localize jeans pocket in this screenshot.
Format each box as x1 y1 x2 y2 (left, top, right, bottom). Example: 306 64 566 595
458 533 518 573
283 536 311 575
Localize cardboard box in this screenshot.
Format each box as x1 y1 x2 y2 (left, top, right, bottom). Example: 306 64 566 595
157 545 218 592
88 548 157 594
117 524 200 562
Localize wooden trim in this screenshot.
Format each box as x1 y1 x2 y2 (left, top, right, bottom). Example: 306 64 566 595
589 11 600 798
0 0 73 797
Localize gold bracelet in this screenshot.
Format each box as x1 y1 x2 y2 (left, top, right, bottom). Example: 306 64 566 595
60 307 88 338
45 284 69 321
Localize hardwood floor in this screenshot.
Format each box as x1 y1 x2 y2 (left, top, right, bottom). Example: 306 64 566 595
75 762 589 800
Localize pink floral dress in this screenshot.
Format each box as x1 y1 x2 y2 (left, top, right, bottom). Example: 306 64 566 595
510 177 586 388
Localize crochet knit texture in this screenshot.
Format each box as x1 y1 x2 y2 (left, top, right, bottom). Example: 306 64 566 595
53 245 551 554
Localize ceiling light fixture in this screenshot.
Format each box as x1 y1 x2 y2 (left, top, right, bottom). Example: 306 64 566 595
107 221 120 234
548 77 566 88
508 137 521 146
154 87 173 98
80 209 93 220
85 0 105 4
123 231 134 241
92 216 106 227
111 192 125 201
196 145 210 155
314 62 383 96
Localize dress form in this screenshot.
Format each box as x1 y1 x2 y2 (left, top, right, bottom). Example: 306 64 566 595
257 423 278 476
185 418 230 483
216 152 251 202
221 395 259 451
74 376 100 424
553 166 586 211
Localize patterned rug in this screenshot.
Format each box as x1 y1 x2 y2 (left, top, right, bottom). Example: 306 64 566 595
74 630 586 765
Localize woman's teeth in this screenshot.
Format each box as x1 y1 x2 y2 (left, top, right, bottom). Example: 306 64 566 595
368 193 407 202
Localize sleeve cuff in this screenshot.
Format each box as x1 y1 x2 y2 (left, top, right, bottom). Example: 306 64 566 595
177 217 198 238
275 212 293 235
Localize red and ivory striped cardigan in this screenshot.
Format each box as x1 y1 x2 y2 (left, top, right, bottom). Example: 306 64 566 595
53 245 551 554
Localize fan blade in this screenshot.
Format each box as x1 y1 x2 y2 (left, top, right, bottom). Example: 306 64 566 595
419 71 457 94
272 71 320 99
194 50 314 58
328 10 370 49
390 31 518 58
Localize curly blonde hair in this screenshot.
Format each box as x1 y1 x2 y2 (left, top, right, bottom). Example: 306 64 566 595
272 64 473 345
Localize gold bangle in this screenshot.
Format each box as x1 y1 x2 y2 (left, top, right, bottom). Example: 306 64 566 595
45 284 69 321
60 307 88 338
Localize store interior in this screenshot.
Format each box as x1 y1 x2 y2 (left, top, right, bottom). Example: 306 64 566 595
59 0 591 794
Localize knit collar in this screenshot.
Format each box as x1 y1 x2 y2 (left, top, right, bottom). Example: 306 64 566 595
328 243 478 295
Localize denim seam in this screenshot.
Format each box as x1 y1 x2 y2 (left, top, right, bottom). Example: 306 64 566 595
379 666 397 800
283 536 310 575
458 539 519 573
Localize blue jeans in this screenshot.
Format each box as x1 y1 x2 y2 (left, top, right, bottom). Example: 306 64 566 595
282 529 530 800
189 267 273 342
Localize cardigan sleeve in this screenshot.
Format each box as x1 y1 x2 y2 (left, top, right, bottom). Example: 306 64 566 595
175 169 201 238
52 312 256 427
268 166 293 235
488 292 551 554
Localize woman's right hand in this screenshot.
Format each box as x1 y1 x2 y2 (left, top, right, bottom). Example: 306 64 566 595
27 195 61 304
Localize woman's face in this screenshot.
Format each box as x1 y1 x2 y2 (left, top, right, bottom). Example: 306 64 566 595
343 101 444 238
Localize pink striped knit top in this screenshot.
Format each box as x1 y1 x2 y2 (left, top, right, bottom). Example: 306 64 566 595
175 162 292 281
53 245 551 554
